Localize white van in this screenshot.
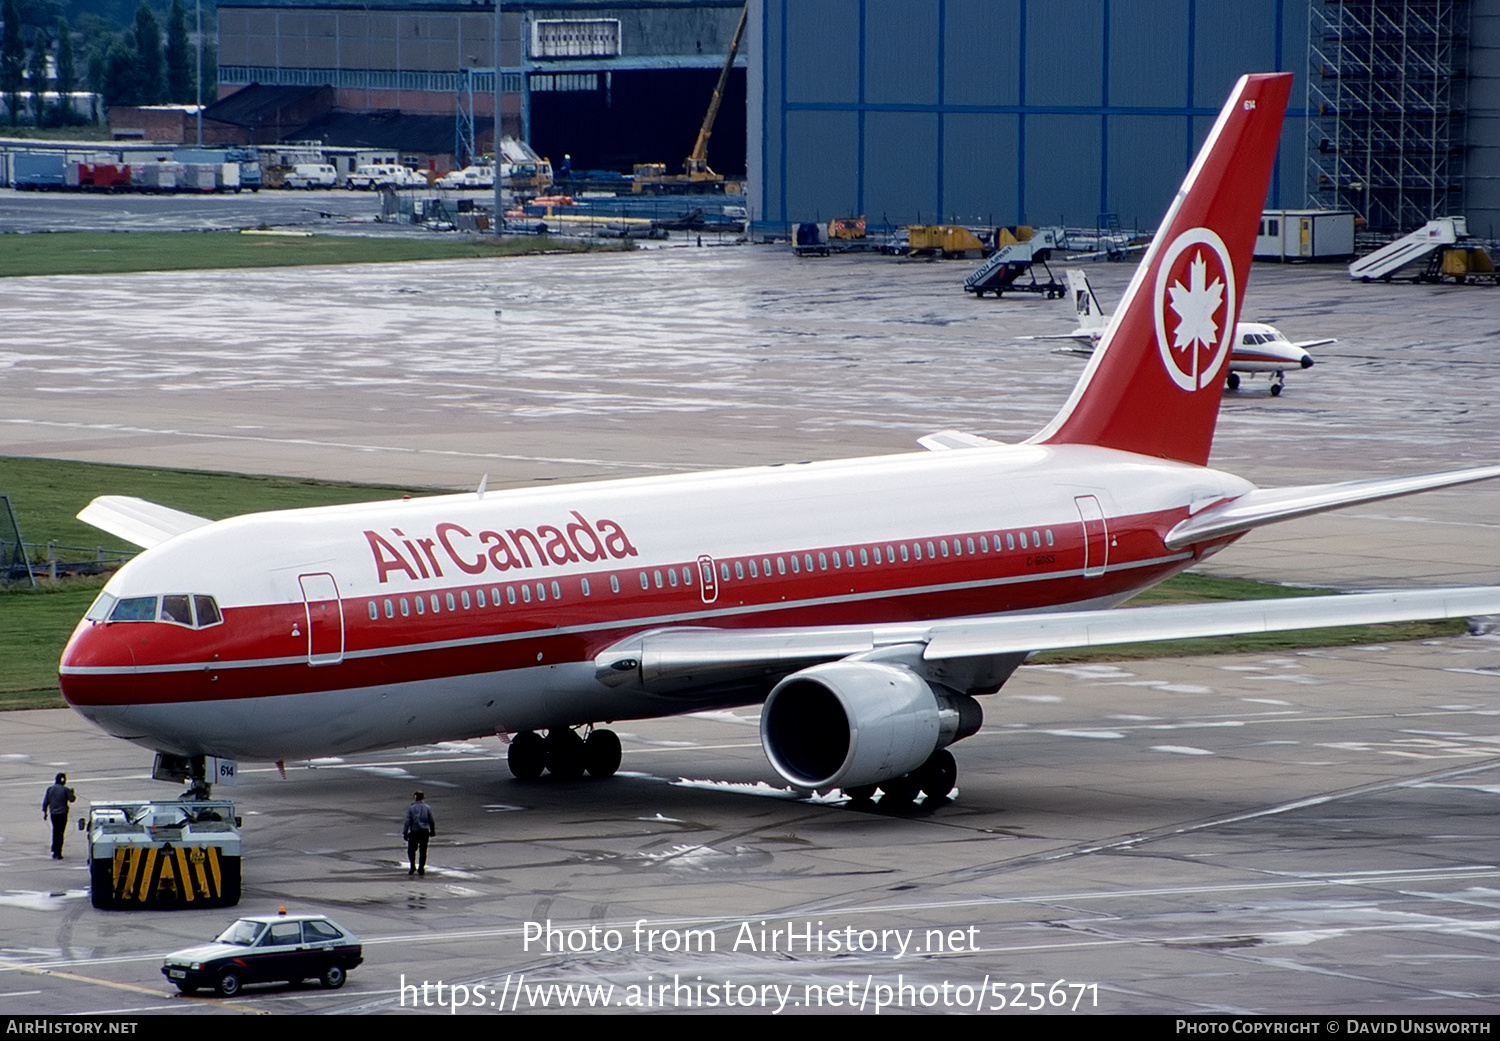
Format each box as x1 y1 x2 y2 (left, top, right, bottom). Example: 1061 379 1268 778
346 164 419 190
284 164 337 189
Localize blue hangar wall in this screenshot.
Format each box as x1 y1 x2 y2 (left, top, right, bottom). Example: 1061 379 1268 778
747 0 1310 236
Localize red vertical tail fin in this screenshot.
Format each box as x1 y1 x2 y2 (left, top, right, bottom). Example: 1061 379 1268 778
1029 73 1292 465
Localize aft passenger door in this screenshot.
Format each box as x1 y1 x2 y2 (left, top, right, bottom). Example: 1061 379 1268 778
1073 496 1109 578
298 573 344 666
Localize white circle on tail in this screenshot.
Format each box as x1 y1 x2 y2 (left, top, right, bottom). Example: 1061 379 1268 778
1153 227 1237 391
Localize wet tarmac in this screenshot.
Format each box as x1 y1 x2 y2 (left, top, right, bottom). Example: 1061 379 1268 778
1 246 1497 590
1 639 1498 1015
1 243 1498 1014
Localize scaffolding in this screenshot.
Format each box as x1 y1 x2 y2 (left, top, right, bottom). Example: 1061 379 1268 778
1306 0 1470 234
454 67 494 168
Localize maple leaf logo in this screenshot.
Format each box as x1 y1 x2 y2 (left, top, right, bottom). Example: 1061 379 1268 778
1166 251 1225 361
1153 228 1236 391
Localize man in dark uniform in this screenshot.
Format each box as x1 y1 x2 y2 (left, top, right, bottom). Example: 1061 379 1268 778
42 773 76 859
403 790 435 877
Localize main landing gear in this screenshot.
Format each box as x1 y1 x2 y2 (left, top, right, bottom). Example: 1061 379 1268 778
507 726 621 781
844 749 957 807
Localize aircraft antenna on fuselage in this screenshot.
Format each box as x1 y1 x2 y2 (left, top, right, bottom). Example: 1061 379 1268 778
1028 73 1293 466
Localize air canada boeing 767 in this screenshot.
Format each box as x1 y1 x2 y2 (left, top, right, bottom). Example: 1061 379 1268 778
60 74 1500 802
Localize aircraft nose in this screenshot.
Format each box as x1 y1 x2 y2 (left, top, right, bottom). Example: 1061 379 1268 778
59 621 135 707
1300 355 1315 369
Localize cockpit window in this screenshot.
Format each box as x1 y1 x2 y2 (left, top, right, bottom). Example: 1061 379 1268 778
109 597 158 622
85 592 118 622
194 596 223 627
105 594 223 628
161 595 193 626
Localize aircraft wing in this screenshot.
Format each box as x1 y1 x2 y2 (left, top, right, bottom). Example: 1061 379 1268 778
77 496 213 549
596 587 1500 694
1289 337 1336 351
1165 465 1500 548
917 430 1005 451
921 587 1500 659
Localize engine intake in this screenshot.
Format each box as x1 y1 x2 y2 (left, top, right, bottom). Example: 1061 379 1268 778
760 661 981 790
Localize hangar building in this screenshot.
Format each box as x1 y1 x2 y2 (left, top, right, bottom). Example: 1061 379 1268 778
216 0 747 173
745 0 1500 239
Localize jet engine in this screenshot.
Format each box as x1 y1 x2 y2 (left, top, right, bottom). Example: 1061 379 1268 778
759 661 981 791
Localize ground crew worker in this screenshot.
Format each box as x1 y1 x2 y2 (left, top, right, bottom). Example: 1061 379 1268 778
42 772 76 859
403 790 435 877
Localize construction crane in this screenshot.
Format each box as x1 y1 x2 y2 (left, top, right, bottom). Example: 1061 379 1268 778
634 2 747 193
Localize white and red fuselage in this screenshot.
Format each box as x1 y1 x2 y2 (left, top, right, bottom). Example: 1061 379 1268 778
60 445 1249 761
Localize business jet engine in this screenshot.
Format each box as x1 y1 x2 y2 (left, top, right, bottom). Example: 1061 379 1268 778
759 661 981 800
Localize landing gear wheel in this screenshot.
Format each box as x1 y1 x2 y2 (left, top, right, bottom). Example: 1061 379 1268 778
878 774 920 805
545 728 586 780
916 749 957 800
1226 372 1241 390
1270 379 1283 397
90 859 114 909
217 971 242 998
321 964 346 989
219 857 241 907
583 729 622 778
508 731 546 780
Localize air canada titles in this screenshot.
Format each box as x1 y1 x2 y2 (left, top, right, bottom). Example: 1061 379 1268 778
365 511 639 584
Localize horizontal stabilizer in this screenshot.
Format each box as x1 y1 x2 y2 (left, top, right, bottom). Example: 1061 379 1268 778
918 430 1004 451
923 587 1500 660
77 496 213 549
1165 465 1500 548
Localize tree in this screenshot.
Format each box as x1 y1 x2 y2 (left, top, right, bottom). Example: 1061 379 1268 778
54 17 73 123
25 26 46 124
132 0 163 105
164 0 189 102
101 37 136 108
1 0 24 126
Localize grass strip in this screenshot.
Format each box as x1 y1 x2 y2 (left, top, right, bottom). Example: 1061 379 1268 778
0 230 611 278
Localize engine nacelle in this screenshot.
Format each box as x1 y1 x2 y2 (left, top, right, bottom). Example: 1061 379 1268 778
760 661 981 790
